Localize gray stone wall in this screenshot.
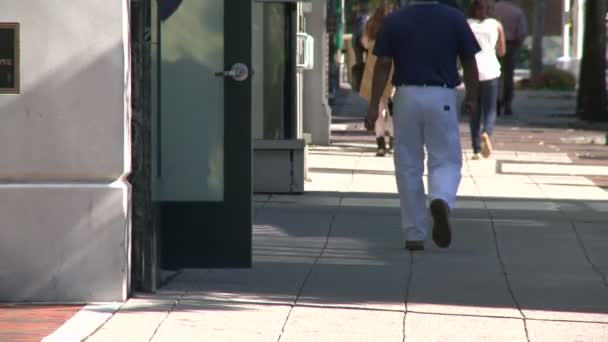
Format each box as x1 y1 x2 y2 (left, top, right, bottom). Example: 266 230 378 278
0 0 131 302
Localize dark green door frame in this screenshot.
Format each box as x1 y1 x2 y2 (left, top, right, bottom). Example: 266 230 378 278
130 0 157 293
159 0 252 269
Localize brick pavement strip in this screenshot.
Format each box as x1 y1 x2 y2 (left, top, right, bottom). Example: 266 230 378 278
0 304 82 342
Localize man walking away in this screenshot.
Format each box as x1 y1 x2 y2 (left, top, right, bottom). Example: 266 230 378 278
365 0 480 251
494 0 528 116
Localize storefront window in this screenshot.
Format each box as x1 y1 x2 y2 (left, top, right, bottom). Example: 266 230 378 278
0 23 19 94
252 3 293 140
263 4 288 139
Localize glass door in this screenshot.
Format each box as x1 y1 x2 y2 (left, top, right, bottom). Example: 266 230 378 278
155 0 252 268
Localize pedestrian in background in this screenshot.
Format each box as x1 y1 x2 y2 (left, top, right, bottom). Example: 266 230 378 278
365 0 480 251
494 0 528 116
351 3 371 92
360 2 396 157
401 0 463 8
467 0 506 160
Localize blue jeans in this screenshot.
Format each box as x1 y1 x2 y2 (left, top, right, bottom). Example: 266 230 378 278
470 78 498 154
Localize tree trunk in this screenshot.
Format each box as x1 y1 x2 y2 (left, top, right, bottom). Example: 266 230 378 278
530 0 546 78
577 0 608 121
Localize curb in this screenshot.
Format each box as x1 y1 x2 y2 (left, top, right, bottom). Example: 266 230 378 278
42 303 122 342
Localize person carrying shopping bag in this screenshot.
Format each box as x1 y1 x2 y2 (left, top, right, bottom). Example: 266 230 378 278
359 2 396 157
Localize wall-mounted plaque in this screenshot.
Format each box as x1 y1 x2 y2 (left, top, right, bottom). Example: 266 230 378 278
0 23 19 93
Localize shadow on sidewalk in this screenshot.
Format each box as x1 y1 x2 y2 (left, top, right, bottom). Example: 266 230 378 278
86 192 608 320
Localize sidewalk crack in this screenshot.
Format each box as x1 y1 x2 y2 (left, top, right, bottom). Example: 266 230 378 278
82 303 125 341
529 177 608 288
489 215 531 342
276 194 342 342
403 253 414 342
146 293 186 342
569 220 608 287
471 175 531 342
345 152 363 192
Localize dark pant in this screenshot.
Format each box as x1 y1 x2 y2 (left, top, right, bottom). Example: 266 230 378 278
470 78 498 153
498 41 520 113
351 63 365 92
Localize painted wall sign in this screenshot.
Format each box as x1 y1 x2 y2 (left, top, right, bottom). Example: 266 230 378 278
0 23 19 93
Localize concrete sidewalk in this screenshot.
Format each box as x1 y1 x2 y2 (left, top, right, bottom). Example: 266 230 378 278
45 143 608 341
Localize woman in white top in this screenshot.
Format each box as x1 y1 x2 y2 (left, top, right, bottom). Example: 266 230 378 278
467 0 506 159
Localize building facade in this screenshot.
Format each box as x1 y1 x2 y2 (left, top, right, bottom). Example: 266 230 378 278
0 0 329 301
0 0 132 301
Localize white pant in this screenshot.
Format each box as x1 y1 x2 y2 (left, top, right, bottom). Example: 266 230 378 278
392 86 462 241
375 98 394 138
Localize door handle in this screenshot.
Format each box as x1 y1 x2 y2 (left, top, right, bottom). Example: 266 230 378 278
214 63 249 82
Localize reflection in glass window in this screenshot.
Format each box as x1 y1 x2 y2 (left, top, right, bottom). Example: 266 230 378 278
262 4 288 139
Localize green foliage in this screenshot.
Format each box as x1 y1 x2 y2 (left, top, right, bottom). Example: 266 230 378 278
518 67 576 91
367 0 384 8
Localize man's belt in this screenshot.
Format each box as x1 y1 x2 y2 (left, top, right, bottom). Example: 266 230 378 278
398 83 453 88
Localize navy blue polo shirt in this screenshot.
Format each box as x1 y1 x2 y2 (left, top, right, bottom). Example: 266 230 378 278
373 2 480 88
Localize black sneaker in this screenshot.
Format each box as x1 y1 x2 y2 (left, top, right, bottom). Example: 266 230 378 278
376 147 386 157
405 240 425 251
376 137 387 157
430 199 452 248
